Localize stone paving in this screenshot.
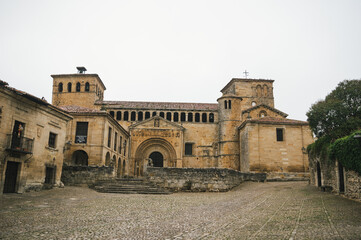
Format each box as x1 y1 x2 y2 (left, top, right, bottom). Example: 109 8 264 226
1 181 361 239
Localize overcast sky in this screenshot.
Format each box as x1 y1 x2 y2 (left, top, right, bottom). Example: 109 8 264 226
1 0 360 121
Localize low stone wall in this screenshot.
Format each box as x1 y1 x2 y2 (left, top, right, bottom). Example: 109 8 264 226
344 170 361 199
266 172 310 182
144 167 266 192
61 165 115 186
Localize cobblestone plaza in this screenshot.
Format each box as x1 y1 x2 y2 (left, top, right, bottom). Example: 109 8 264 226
1 182 360 239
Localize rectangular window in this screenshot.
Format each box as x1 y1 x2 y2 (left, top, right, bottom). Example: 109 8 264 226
185 143 193 155
114 132 118 151
108 127 112 148
119 136 122 153
123 140 127 156
75 122 88 143
276 128 284 142
48 132 57 148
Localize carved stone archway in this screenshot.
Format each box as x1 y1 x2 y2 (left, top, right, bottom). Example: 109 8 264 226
134 138 177 176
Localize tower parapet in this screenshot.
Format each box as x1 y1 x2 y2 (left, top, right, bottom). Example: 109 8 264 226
51 68 106 110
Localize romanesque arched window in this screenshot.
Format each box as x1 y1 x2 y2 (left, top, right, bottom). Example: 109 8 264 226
174 112 179 122
202 113 207 123
76 82 81 92
166 112 172 121
145 112 150 119
58 82 63 92
181 112 186 122
228 100 232 109
209 113 214 123
259 110 267 118
152 111 157 117
160 112 165 118
188 113 193 122
85 82 90 92
224 100 228 109
67 82 72 92
263 84 268 97
195 113 200 122
131 111 136 121
138 112 143 121
116 111 122 120
110 111 115 118
256 85 262 97
124 111 129 121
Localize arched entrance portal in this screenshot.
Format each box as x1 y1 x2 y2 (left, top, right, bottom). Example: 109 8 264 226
134 138 177 176
72 150 88 166
149 152 163 167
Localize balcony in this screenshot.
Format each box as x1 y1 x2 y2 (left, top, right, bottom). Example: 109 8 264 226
5 134 34 154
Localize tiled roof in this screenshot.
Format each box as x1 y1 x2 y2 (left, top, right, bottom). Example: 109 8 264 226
59 105 102 113
0 80 72 119
0 80 49 105
96 100 219 111
239 117 309 129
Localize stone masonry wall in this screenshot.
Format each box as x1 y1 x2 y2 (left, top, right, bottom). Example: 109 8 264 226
61 165 115 186
309 155 361 200
144 167 266 192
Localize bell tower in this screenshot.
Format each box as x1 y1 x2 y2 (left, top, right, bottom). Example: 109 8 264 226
217 78 275 170
51 67 106 110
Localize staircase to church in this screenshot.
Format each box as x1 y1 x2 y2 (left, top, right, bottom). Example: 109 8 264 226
92 178 171 195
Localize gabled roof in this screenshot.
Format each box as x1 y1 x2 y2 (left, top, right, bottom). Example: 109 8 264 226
96 100 218 111
239 117 309 129
129 116 185 130
242 104 288 118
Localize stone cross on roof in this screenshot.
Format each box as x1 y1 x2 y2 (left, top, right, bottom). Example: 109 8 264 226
243 70 249 78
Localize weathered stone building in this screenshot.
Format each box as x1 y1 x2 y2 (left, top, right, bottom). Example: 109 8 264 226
0 80 72 193
52 69 313 178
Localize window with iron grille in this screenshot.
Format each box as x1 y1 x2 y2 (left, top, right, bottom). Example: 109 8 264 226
48 132 57 148
276 128 284 142
185 143 193 155
75 122 88 143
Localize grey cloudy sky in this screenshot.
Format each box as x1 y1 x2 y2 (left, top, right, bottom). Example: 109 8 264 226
1 0 360 121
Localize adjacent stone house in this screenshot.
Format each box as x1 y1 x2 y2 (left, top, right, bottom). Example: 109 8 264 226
59 105 129 177
0 80 72 193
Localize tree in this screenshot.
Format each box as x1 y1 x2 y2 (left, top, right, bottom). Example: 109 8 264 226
306 80 361 140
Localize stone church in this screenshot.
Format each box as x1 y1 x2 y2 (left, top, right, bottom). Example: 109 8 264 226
0 67 314 193
52 68 313 178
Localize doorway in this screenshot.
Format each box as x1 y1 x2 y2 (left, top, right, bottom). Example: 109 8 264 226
338 162 345 193
3 161 20 193
316 162 322 187
45 166 56 185
149 152 163 167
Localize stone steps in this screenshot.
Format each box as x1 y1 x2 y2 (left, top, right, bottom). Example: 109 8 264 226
92 178 171 195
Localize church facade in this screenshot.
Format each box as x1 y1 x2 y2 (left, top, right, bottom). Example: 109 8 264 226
52 69 313 178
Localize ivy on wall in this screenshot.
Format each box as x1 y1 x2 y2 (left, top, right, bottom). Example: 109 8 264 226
329 130 361 175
